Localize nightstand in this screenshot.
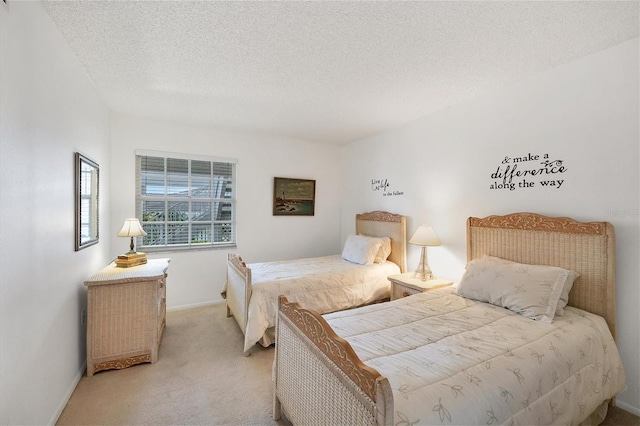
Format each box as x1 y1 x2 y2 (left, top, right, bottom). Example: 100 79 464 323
388 272 453 300
84 258 170 376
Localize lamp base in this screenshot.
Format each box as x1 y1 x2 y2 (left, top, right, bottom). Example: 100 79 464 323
412 246 435 281
412 269 435 281
116 252 147 268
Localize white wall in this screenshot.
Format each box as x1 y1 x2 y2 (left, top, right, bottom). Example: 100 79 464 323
0 2 112 425
341 38 639 414
110 113 343 309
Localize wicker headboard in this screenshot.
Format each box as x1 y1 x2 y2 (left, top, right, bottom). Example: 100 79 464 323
467 212 616 338
356 211 407 273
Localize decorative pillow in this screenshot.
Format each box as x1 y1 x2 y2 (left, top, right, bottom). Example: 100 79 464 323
341 234 383 266
357 235 391 263
375 237 392 263
455 255 579 323
481 256 579 316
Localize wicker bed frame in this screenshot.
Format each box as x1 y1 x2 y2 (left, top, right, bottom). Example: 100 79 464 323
273 212 617 425
225 211 407 355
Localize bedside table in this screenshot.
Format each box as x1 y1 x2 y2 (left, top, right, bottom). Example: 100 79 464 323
388 272 453 300
84 258 170 376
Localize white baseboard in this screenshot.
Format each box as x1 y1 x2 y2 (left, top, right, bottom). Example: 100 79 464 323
167 299 224 312
50 360 86 425
616 398 640 417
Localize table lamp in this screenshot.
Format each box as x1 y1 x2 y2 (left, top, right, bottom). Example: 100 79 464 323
409 225 441 281
116 218 147 267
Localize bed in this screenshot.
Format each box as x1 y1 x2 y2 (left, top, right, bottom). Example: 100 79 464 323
224 210 407 355
273 212 626 425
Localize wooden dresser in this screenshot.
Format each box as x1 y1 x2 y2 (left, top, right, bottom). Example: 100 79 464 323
84 258 170 376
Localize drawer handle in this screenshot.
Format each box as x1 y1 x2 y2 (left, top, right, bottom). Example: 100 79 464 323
402 291 411 297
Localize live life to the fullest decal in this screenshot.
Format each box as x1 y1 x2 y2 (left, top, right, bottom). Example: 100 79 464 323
490 153 567 191
371 178 404 197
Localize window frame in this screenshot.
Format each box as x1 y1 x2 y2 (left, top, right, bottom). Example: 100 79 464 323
135 150 237 252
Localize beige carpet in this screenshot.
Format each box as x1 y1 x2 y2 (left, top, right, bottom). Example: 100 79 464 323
57 303 638 426
58 304 283 425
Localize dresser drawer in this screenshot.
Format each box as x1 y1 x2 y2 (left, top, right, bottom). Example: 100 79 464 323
391 283 421 299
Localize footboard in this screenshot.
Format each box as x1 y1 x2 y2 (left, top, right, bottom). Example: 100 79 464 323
225 254 252 354
273 296 393 426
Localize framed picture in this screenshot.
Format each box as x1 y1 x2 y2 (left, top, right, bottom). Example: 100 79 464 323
75 152 99 251
273 177 315 216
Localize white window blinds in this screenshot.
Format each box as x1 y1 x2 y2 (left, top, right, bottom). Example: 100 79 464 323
135 151 237 250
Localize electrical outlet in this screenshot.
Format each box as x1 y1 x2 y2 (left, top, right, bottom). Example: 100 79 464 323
80 308 87 326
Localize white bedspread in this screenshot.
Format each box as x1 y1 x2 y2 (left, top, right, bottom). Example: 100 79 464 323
245 255 400 352
324 287 626 426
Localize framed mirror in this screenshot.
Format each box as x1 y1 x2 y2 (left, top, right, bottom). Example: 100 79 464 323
75 152 99 251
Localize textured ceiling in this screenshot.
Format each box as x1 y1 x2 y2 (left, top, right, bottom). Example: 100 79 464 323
42 1 639 145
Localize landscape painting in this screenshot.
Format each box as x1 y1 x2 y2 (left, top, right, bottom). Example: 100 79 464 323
273 177 315 216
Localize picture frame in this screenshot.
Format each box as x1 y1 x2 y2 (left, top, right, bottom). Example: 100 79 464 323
75 152 100 251
273 177 315 216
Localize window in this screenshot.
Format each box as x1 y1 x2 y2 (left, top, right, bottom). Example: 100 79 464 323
135 151 236 251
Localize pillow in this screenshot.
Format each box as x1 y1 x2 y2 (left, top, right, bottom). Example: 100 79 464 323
357 235 391 263
341 234 383 266
455 255 579 323
480 256 579 316
375 237 392 263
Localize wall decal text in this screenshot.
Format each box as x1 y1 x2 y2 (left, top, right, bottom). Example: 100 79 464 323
371 178 404 197
490 153 567 191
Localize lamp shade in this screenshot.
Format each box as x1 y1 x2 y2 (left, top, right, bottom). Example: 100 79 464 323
409 225 440 246
117 218 147 237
